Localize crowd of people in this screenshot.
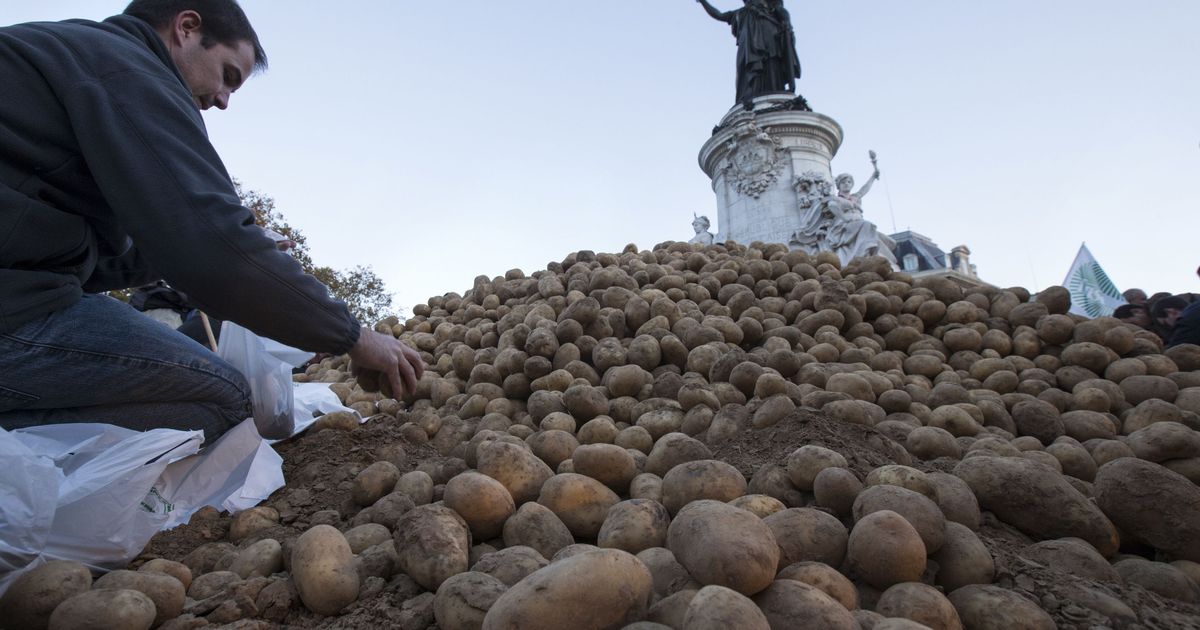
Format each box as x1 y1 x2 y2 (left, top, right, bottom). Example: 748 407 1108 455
1114 277 1200 348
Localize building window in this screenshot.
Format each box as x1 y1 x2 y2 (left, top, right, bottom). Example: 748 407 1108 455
903 254 919 271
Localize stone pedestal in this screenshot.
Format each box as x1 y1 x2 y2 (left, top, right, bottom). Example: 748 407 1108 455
698 93 843 246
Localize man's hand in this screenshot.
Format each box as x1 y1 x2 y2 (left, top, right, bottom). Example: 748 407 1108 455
348 328 424 399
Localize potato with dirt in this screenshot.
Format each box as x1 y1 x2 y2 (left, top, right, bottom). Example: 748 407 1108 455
481 549 652 630
666 500 779 596
47 589 157 630
291 524 360 616
444 471 517 540
598 499 671 553
752 579 856 629
953 456 1118 556
845 510 927 589
681 585 770 630
660 459 747 515
0 560 92 630
946 584 1055 630
434 571 509 630
395 504 473 591
1094 457 1200 562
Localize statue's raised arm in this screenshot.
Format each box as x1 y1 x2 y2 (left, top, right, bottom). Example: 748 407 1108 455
696 0 734 23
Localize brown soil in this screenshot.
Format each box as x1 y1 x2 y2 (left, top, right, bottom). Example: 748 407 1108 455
134 408 1200 629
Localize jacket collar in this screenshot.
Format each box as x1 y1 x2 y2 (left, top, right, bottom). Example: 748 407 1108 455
101 14 189 92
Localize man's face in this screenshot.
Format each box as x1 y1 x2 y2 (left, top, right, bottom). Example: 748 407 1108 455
172 37 255 110
1121 307 1151 328
1160 308 1182 328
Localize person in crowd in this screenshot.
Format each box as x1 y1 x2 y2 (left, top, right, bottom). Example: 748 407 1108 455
1114 303 1152 329
0 0 421 443
1122 288 1148 305
1149 296 1189 345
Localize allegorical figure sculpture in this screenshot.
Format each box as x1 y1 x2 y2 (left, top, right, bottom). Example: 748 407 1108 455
689 214 715 245
789 154 897 266
697 0 802 108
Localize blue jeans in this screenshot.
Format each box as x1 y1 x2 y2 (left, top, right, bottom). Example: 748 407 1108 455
0 294 251 444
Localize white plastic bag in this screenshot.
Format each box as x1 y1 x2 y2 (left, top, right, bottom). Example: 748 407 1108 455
0 424 202 595
217 322 295 439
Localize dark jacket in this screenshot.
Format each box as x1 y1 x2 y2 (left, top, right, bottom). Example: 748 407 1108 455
0 15 359 353
1168 301 1200 349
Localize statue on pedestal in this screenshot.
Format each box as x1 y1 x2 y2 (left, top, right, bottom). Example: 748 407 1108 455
689 214 715 245
788 153 897 266
696 0 802 109
824 165 897 266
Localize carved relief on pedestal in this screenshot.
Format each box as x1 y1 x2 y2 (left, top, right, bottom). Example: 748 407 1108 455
719 121 786 199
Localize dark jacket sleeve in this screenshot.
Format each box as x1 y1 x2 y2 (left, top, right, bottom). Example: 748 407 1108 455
81 239 159 292
60 66 361 354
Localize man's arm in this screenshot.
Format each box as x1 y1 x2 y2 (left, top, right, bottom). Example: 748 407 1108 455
62 66 360 354
697 0 734 23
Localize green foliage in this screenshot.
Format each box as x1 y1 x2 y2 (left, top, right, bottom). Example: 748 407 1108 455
235 179 398 324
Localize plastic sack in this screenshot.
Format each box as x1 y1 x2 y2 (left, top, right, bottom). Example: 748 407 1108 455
0 424 202 595
217 322 295 439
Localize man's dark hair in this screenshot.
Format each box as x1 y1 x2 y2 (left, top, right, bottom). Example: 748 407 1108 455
1113 304 1144 320
124 0 267 72
1150 296 1188 319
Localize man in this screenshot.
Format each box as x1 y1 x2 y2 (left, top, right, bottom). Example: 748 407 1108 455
1122 288 1148 306
0 0 421 443
1113 303 1151 329
1149 296 1188 345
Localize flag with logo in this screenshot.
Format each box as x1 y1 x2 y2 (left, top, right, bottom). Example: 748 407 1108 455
1063 243 1124 318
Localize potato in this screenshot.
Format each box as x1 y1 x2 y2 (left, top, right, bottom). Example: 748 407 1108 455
785 445 848 491
637 547 702 600
186 570 239 600
367 491 417 529
846 510 926 589
0 560 92 630
1023 538 1117 582
395 470 436 506
1094 458 1200 562
1121 374 1179 405
946 585 1055 630
926 472 981 530
763 508 848 570
865 465 935 499
598 499 671 554
395 505 472 591
477 440 554 505
291 525 359 616
537 473 621 538
136 559 191 592
312 410 359 432
502 502 574 561
630 472 664 503
667 500 779 596
572 443 638 493
1114 558 1199 603
646 589 696 628
681 585 770 630
661 459 747 515
906 426 961 460
812 467 863 516
434 571 509 630
644 432 714 477
728 493 787 518
875 582 962 630
752 579 856 630
47 589 156 630
471 546 548 586
1126 421 1200 463
228 537 284 578
445 472 517 540
931 523 994 592
228 506 279 542
481 549 652 630
852 485 946 554
1010 399 1063 445
954 456 1117 556
777 561 858 610
352 461 400 507
527 429 580 470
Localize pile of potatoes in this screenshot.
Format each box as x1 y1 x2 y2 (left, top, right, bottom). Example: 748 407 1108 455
6 241 1200 629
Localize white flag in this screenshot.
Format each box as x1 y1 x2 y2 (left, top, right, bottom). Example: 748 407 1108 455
1062 243 1124 318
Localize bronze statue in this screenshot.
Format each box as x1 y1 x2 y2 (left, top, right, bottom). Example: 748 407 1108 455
697 0 802 109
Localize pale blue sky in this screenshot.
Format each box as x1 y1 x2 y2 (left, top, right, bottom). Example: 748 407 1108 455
8 2 1199 316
